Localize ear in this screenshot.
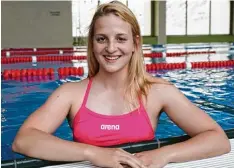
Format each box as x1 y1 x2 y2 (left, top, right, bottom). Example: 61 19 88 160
133 35 140 51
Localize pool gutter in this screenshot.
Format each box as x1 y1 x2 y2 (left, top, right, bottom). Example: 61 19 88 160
2 128 234 168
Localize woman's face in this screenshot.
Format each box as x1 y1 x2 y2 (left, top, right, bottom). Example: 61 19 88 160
93 14 135 74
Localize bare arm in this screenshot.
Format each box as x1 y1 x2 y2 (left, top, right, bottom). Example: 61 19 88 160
158 84 231 163
12 83 91 161
12 82 149 168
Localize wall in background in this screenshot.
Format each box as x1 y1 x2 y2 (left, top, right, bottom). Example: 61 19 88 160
2 1 73 48
2 1 233 47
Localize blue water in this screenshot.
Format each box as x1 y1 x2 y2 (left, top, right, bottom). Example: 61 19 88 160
1 54 234 161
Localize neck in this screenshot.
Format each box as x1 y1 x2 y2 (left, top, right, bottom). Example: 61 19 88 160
94 68 129 91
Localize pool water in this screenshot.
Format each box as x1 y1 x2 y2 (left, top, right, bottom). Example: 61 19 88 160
1 60 234 161
155 68 234 137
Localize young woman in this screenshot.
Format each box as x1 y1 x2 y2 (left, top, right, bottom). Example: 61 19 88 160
12 1 230 168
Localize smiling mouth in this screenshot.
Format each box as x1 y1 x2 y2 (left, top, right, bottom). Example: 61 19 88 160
103 55 121 61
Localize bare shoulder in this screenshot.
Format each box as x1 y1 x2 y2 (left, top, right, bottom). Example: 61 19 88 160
47 78 90 107
145 74 184 104
146 73 172 85
62 78 90 115
151 80 181 100
146 74 174 91
144 74 173 106
58 79 88 94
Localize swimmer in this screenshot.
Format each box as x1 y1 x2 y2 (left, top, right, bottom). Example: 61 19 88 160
12 1 230 168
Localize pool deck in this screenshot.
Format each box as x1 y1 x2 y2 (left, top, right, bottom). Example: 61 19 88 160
44 138 234 168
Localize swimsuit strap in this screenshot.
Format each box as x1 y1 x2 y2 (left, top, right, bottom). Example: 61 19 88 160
81 77 93 107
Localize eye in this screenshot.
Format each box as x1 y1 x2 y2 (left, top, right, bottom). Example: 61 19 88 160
117 37 127 43
96 37 106 43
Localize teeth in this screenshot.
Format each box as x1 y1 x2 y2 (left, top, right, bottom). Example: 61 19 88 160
104 55 120 60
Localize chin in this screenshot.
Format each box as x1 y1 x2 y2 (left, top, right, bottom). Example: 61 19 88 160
105 68 121 73
103 65 128 74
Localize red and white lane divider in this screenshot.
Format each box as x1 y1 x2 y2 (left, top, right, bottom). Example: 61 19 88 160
145 60 234 71
1 56 87 64
2 67 84 80
1 47 73 52
1 46 151 56
1 52 224 64
2 60 233 82
1 50 76 57
2 50 226 59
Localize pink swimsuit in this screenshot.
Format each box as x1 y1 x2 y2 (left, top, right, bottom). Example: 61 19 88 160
72 78 155 146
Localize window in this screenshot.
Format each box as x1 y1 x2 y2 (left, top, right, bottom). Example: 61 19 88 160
72 0 98 37
72 0 151 36
211 0 230 34
166 0 230 35
187 0 210 35
128 0 151 35
166 0 186 35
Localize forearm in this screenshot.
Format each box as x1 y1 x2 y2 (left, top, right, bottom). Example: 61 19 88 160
12 128 92 162
159 130 231 163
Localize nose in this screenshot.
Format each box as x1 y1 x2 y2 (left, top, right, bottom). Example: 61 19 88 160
105 41 117 53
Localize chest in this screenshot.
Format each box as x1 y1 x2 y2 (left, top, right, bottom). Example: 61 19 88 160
73 110 155 146
86 91 137 115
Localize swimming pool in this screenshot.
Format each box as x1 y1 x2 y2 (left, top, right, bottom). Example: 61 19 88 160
1 43 234 162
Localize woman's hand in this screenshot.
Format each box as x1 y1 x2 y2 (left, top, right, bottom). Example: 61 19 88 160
134 149 169 168
84 146 148 168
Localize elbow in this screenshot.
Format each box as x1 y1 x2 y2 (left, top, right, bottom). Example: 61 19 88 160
12 142 19 153
12 130 31 154
204 129 231 156
12 135 24 153
217 130 231 155
222 137 231 154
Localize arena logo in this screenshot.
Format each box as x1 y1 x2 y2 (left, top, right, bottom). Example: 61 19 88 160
101 124 120 130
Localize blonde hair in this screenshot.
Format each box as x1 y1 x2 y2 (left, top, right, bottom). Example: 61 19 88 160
87 1 169 109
